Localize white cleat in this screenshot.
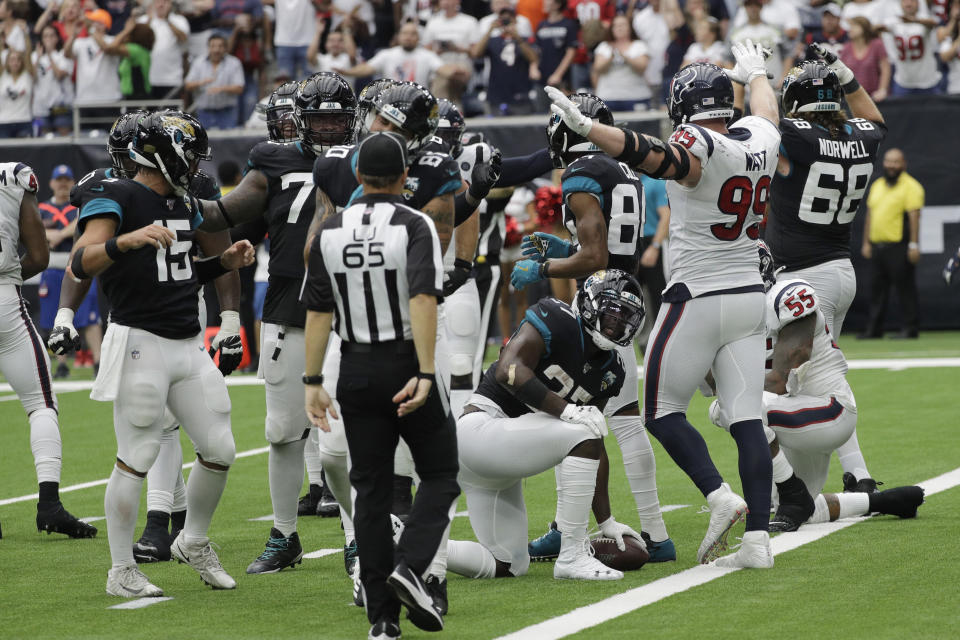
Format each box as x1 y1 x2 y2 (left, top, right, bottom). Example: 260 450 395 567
106 565 164 598
170 532 237 590
713 530 774 569
698 482 748 564
554 541 624 581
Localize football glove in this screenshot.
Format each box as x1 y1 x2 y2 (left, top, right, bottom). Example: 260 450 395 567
731 39 769 83
597 516 646 552
443 258 473 296
521 232 574 261
545 86 594 137
810 42 855 85
467 145 503 202
510 259 545 291
47 308 81 355
943 248 960 286
209 310 243 375
560 404 608 438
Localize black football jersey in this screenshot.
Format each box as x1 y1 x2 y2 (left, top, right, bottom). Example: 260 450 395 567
475 296 625 418
71 167 120 209
77 179 204 339
766 117 886 271
561 153 645 276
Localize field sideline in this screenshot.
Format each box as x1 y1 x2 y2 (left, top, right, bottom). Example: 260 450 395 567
1 333 958 639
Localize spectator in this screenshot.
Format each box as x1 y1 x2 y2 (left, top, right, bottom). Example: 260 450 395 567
185 33 245 129
472 5 539 114
331 0 376 49
101 0 135 36
518 0 548 30
567 0 616 91
791 3 848 65
212 0 266 36
422 0 478 101
228 13 266 121
682 17 728 68
273 0 317 79
338 22 459 90
38 0 87 44
185 0 217 61
533 0 579 95
32 24 74 136
96 18 155 100
478 0 534 35
630 0 681 103
730 0 788 87
0 48 33 138
141 0 190 100
64 9 122 110
308 18 357 72
730 0 800 41
637 173 669 346
841 0 884 30
939 1 960 94
0 0 29 52
840 16 891 101
683 0 729 36
884 0 943 95
860 148 924 339
394 0 435 27
593 14 651 110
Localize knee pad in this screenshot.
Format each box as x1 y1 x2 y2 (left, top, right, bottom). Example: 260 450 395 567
121 378 165 428
449 355 474 380
199 421 236 467
118 430 163 475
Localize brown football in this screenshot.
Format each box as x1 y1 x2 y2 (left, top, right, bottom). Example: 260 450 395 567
590 535 650 571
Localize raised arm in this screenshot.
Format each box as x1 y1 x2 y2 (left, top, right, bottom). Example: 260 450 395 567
810 42 884 125
197 169 269 231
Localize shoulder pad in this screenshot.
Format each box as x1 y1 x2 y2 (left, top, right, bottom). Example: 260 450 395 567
669 124 714 164
771 280 818 325
12 163 38 193
561 156 606 199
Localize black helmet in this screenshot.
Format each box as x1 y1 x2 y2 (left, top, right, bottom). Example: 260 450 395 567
108 110 146 178
574 269 646 350
266 80 300 142
757 240 776 292
355 78 397 139
294 71 357 154
369 81 439 153
546 92 613 169
667 62 735 129
129 111 212 196
781 60 842 115
436 99 465 156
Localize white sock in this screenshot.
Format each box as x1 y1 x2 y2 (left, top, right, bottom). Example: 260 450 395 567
556 455 599 563
836 430 871 480
771 449 794 484
609 415 668 541
447 540 497 578
172 469 187 512
427 500 458 579
29 408 62 483
182 462 228 543
319 451 352 519
808 494 830 524
104 466 143 568
449 388 472 424
146 429 183 513
304 430 324 486
838 492 870 520
269 439 306 537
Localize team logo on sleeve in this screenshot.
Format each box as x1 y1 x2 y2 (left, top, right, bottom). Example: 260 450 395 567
402 176 420 200
601 371 617 391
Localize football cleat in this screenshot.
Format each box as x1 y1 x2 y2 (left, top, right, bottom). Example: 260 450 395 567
842 472 881 494
106 565 164 598
554 539 624 581
713 530 774 569
317 476 339 518
425 575 448 616
768 512 806 533
246 528 303 574
352 560 365 607
771 475 815 532
388 561 444 632
640 531 677 562
171 532 237 589
697 483 747 564
528 522 561 561
870 485 925 519
368 619 402 640
36 502 97 538
298 484 322 516
133 527 172 563
344 539 358 576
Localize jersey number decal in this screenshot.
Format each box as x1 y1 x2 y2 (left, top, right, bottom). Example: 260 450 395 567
894 35 925 61
543 364 594 404
782 287 815 317
609 183 642 256
712 175 769 241
155 219 193 283
798 161 872 225
342 242 385 268
669 129 697 150
281 173 315 224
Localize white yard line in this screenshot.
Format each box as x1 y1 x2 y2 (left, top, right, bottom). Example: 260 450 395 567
303 548 343 560
108 597 174 610
497 467 960 640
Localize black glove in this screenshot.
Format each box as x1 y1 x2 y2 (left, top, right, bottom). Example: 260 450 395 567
443 258 473 296
467 146 503 202
47 325 81 355
208 311 244 375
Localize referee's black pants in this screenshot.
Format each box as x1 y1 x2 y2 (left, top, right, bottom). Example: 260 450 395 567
865 242 918 337
338 342 460 624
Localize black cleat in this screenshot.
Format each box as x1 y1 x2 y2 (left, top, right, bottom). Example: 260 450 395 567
424 575 448 616
869 486 925 519
344 538 358 576
843 472 882 493
772 474 815 532
133 527 172 563
246 528 304 574
388 561 443 632
317 472 340 518
769 513 806 533
36 502 97 538
298 484 322 516
392 475 413 523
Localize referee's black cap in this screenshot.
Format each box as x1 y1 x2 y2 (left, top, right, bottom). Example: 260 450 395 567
357 132 408 177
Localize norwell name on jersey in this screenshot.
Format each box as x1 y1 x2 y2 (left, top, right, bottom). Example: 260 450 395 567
817 138 870 160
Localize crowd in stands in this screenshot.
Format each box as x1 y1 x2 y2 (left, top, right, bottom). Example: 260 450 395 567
1 0 959 137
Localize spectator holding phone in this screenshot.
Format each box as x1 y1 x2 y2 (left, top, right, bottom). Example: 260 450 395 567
472 4 539 114
32 24 74 136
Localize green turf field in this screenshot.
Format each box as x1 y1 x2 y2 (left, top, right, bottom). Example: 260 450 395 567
1 334 958 639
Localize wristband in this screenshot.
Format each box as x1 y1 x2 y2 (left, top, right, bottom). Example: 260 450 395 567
453 258 472 271
540 260 550 278
105 236 123 260
302 373 324 385
908 242 919 249
417 372 436 383
842 78 861 94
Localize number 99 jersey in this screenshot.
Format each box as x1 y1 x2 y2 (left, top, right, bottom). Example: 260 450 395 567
766 117 886 271
561 153 645 276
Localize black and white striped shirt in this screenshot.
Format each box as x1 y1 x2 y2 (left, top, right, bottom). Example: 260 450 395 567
301 193 443 344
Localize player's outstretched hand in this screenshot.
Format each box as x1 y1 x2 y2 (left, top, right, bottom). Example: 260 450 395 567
731 39 769 83
943 250 960 285
510 258 544 291
810 42 855 84
119 224 176 251
545 86 593 136
521 231 573 261
306 384 338 432
468 145 503 202
393 376 432 417
443 258 472 296
220 239 255 271
560 404 608 437
598 516 645 552
47 308 81 355
208 310 243 375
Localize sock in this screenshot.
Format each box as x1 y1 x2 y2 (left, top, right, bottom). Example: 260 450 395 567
170 509 186 536
182 462 228 543
730 419 772 532
341 509 356 545
30 408 62 487
304 430 324 486
269 439 306 537
836 430 871 480
146 429 183 513
838 492 870 519
808 494 830 523
609 415 668 541
143 509 170 533
104 466 144 568
38 481 59 506
552 466 562 524
449 388 472 425
447 540 497 578
172 470 187 512
427 501 458 579
319 451 352 519
556 455 599 563
646 413 723 497
771 449 794 483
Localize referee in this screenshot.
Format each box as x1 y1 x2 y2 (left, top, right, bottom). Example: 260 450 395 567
301 132 460 640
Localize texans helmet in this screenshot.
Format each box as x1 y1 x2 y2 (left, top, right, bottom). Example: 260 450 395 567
265 80 300 142
369 81 439 153
354 78 397 139
575 269 646 350
781 61 842 115
108 110 146 178
436 99 466 156
667 62 735 129
294 71 357 154
129 111 212 196
546 92 613 169
757 240 776 292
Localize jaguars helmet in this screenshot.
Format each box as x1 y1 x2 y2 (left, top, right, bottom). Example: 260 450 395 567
575 269 646 350
108 110 146 178
294 71 357 154
781 60 842 115
436 99 465 156
546 93 613 169
129 111 212 196
265 80 300 142
668 62 735 129
354 78 397 139
369 81 439 153
757 240 776 292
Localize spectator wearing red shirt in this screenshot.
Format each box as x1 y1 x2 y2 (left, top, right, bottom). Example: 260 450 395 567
229 13 266 121
840 16 891 101
566 0 615 91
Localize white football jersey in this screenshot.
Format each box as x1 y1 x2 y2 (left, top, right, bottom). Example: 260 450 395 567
0 162 38 286
664 116 781 298
883 22 941 89
765 279 848 398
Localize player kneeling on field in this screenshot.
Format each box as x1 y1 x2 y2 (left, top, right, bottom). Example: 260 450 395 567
448 270 646 581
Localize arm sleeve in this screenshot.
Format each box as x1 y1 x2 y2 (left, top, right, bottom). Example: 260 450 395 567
496 148 553 187
301 234 336 312
406 214 443 298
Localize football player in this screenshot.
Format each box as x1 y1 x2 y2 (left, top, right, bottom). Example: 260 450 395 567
515 93 674 563
70 111 253 597
0 161 97 540
546 40 781 568
448 270 645 581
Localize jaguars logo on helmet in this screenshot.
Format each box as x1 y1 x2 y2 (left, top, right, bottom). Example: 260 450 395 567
575 269 646 350
354 78 397 139
129 111 212 196
546 92 613 168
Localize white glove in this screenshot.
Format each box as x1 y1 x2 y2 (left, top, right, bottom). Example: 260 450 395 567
209 310 243 375
545 86 593 137
47 308 81 355
560 404 608 438
731 39 770 83
598 516 646 552
722 64 774 85
810 42 854 85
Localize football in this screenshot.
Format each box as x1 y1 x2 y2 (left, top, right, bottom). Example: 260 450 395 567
591 535 650 571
